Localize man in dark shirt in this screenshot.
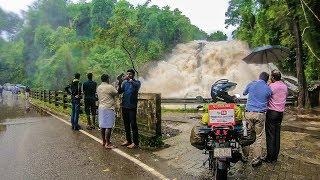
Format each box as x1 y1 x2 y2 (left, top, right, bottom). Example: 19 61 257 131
82 73 97 130
65 73 82 131
118 69 141 149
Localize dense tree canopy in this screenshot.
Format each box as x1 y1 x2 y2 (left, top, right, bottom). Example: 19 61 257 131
0 0 207 88
207 31 228 41
0 8 22 37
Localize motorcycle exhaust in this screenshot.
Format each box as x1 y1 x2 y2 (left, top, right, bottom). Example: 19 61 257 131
242 120 248 137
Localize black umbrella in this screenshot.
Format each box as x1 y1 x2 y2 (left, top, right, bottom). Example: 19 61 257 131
243 45 289 64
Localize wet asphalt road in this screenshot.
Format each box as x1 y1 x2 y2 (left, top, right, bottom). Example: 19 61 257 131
0 92 156 180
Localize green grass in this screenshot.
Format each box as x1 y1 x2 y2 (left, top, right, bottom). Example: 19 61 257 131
161 108 199 113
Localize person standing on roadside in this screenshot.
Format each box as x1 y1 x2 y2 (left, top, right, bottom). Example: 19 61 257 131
25 86 31 111
11 85 20 102
65 73 82 131
82 73 97 130
118 69 141 149
264 70 288 163
0 85 3 101
97 74 118 149
242 72 272 167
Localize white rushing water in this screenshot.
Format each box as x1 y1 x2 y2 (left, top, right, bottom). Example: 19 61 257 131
139 40 272 98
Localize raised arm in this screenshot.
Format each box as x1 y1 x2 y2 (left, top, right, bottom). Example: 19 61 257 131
243 82 251 96
117 80 125 94
131 80 141 91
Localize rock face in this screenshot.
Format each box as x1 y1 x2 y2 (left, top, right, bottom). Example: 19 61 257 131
140 40 270 98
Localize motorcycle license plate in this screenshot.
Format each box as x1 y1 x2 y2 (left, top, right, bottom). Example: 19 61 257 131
214 148 232 158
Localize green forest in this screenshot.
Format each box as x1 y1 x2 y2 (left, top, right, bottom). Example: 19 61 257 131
0 0 319 99
0 0 208 89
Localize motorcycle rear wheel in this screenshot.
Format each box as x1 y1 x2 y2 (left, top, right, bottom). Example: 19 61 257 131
214 161 228 180
209 151 216 171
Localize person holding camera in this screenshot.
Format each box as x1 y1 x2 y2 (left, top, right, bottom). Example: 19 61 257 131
65 73 82 131
82 73 98 130
118 69 141 149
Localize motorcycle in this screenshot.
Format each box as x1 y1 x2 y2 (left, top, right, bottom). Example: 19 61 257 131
191 79 255 180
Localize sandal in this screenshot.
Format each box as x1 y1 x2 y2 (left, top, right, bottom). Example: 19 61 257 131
121 141 131 146
127 143 138 149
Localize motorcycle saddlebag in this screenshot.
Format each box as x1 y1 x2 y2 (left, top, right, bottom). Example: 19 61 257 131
190 123 207 150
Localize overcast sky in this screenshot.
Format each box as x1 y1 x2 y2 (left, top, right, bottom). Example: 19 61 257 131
0 0 235 36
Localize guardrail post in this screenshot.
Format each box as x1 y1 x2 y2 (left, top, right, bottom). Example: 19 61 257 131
63 93 67 109
155 94 162 136
44 90 47 102
54 91 58 106
48 91 52 103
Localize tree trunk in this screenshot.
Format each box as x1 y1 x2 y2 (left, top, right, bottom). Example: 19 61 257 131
286 0 307 109
292 18 307 108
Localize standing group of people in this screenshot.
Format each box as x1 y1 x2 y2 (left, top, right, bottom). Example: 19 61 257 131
0 84 31 112
243 70 288 167
65 69 141 149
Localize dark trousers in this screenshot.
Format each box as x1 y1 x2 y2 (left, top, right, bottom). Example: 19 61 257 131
122 107 139 145
71 99 80 129
265 109 283 161
84 99 96 126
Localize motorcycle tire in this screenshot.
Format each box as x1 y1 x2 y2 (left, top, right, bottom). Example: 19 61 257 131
215 168 227 180
209 151 215 171
214 161 228 180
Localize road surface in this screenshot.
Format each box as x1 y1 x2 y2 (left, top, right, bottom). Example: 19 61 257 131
0 91 161 179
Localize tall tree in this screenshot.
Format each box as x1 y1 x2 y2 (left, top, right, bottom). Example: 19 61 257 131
91 0 116 31
107 0 140 73
0 8 22 38
207 31 228 41
285 0 307 108
69 3 92 37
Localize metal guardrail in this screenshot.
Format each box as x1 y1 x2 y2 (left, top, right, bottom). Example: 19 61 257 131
161 96 296 105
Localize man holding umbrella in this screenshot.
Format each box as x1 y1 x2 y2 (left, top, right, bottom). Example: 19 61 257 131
241 45 289 167
264 70 288 163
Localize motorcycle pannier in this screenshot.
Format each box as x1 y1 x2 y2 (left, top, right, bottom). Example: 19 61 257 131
190 123 207 150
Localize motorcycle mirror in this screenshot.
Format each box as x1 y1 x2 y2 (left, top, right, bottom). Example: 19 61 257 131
196 96 205 102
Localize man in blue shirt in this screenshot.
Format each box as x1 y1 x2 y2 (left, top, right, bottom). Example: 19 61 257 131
118 69 141 149
11 85 20 102
242 72 272 167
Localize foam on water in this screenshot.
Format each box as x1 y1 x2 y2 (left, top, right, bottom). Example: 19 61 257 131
140 40 270 98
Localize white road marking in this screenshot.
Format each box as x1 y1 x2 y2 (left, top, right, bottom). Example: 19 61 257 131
45 111 169 180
